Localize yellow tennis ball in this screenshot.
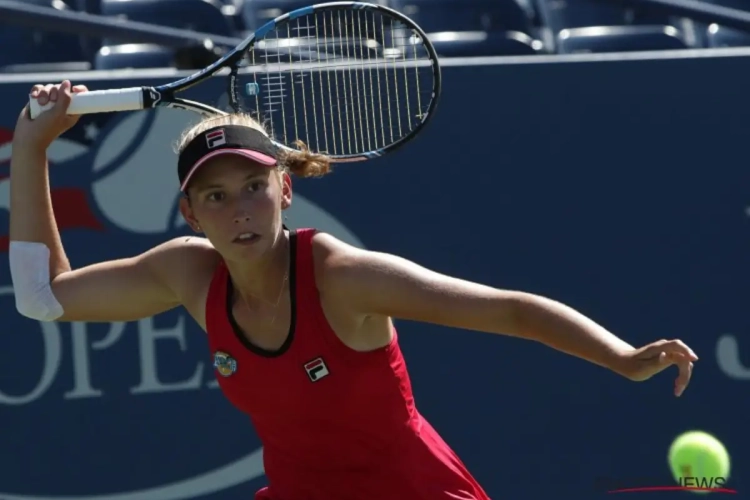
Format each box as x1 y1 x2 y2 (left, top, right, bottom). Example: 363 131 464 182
668 431 730 494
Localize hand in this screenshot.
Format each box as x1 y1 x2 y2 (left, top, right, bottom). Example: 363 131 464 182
618 339 698 397
13 81 88 152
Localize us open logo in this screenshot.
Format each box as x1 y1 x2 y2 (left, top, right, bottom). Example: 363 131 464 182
304 357 330 382
206 128 227 149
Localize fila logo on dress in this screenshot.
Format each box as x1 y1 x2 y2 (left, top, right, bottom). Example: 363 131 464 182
304 357 330 382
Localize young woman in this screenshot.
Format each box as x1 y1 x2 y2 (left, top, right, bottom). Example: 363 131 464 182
10 81 698 500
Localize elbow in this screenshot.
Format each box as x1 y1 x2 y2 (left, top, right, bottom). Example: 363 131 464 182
492 291 535 338
501 292 554 341
14 288 65 322
16 301 45 321
9 241 66 322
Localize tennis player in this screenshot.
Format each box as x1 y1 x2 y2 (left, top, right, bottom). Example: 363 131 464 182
10 81 698 500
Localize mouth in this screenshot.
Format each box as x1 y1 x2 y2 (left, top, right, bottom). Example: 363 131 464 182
233 232 261 245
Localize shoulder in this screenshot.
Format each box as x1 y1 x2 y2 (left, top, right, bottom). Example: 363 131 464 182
309 231 366 272
308 231 396 294
146 236 223 296
149 235 221 268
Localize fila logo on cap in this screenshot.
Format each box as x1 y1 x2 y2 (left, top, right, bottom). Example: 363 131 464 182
304 357 330 382
206 128 227 149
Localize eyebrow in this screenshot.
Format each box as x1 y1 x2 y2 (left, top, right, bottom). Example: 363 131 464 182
195 172 266 192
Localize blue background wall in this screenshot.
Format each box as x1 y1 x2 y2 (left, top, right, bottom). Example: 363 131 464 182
0 52 747 499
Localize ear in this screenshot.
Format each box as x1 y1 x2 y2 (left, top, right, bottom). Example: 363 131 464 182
280 172 292 210
179 196 203 233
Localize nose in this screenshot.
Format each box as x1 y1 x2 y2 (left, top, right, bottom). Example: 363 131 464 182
232 196 254 224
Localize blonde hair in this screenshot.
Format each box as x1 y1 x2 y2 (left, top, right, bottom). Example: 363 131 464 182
176 113 332 178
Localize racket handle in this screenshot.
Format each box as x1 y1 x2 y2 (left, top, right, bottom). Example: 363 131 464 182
29 87 147 119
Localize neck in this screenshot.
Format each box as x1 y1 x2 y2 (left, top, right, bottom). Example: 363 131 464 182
225 229 290 305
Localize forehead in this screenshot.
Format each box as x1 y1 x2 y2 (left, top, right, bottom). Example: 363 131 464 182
190 154 272 186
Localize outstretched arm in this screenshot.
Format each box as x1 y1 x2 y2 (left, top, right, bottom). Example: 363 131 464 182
322 235 697 396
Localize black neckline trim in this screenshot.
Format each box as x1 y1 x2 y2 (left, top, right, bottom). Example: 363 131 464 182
225 230 297 358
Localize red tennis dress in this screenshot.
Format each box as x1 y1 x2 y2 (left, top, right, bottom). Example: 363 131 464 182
205 228 490 500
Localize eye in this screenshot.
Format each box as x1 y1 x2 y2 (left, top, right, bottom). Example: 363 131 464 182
248 181 265 192
206 191 225 202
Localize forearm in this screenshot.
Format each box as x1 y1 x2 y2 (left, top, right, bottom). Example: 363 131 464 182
513 293 634 375
10 148 72 279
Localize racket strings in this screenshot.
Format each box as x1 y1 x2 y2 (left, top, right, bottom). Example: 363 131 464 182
234 8 436 158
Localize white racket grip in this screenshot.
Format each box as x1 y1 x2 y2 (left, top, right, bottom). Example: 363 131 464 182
29 87 146 119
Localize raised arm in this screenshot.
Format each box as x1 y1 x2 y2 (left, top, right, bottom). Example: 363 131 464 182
9 82 207 323
9 82 83 282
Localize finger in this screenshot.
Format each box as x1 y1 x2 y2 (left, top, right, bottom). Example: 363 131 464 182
37 84 53 106
658 351 669 365
29 84 44 98
58 80 72 103
49 85 60 104
660 351 691 396
62 82 83 127
72 84 88 93
654 350 679 370
661 350 687 364
661 339 698 361
674 356 693 397
46 81 71 117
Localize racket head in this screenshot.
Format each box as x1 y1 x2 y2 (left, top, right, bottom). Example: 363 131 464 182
176 1 442 162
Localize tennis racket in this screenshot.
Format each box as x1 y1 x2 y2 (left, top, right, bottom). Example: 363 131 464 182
29 1 441 162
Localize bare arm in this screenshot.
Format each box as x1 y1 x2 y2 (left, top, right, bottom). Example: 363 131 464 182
11 133 204 321
319 234 697 391
49 238 212 322
9 82 213 323
9 84 82 279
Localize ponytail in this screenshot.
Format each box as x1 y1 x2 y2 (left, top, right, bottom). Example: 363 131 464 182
280 140 332 178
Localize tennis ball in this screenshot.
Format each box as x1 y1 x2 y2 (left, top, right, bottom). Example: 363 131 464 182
668 431 730 493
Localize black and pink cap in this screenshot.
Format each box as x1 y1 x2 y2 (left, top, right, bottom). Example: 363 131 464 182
178 124 278 192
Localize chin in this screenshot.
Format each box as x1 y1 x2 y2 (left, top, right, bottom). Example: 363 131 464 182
229 236 272 260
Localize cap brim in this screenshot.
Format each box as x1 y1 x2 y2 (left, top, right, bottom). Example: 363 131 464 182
180 149 277 191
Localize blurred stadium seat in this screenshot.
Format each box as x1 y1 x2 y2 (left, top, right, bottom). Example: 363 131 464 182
428 31 543 56
387 0 545 56
706 24 750 48
215 0 248 32
535 0 668 30
700 0 750 48
96 0 232 70
3 0 750 73
243 0 322 31
0 0 90 73
73 0 101 13
557 25 689 53
101 0 234 35
703 0 746 8
536 0 697 52
388 0 537 33
94 43 175 69
242 0 386 32
95 40 224 70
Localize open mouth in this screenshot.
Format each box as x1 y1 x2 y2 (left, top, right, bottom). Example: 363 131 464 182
233 232 261 245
